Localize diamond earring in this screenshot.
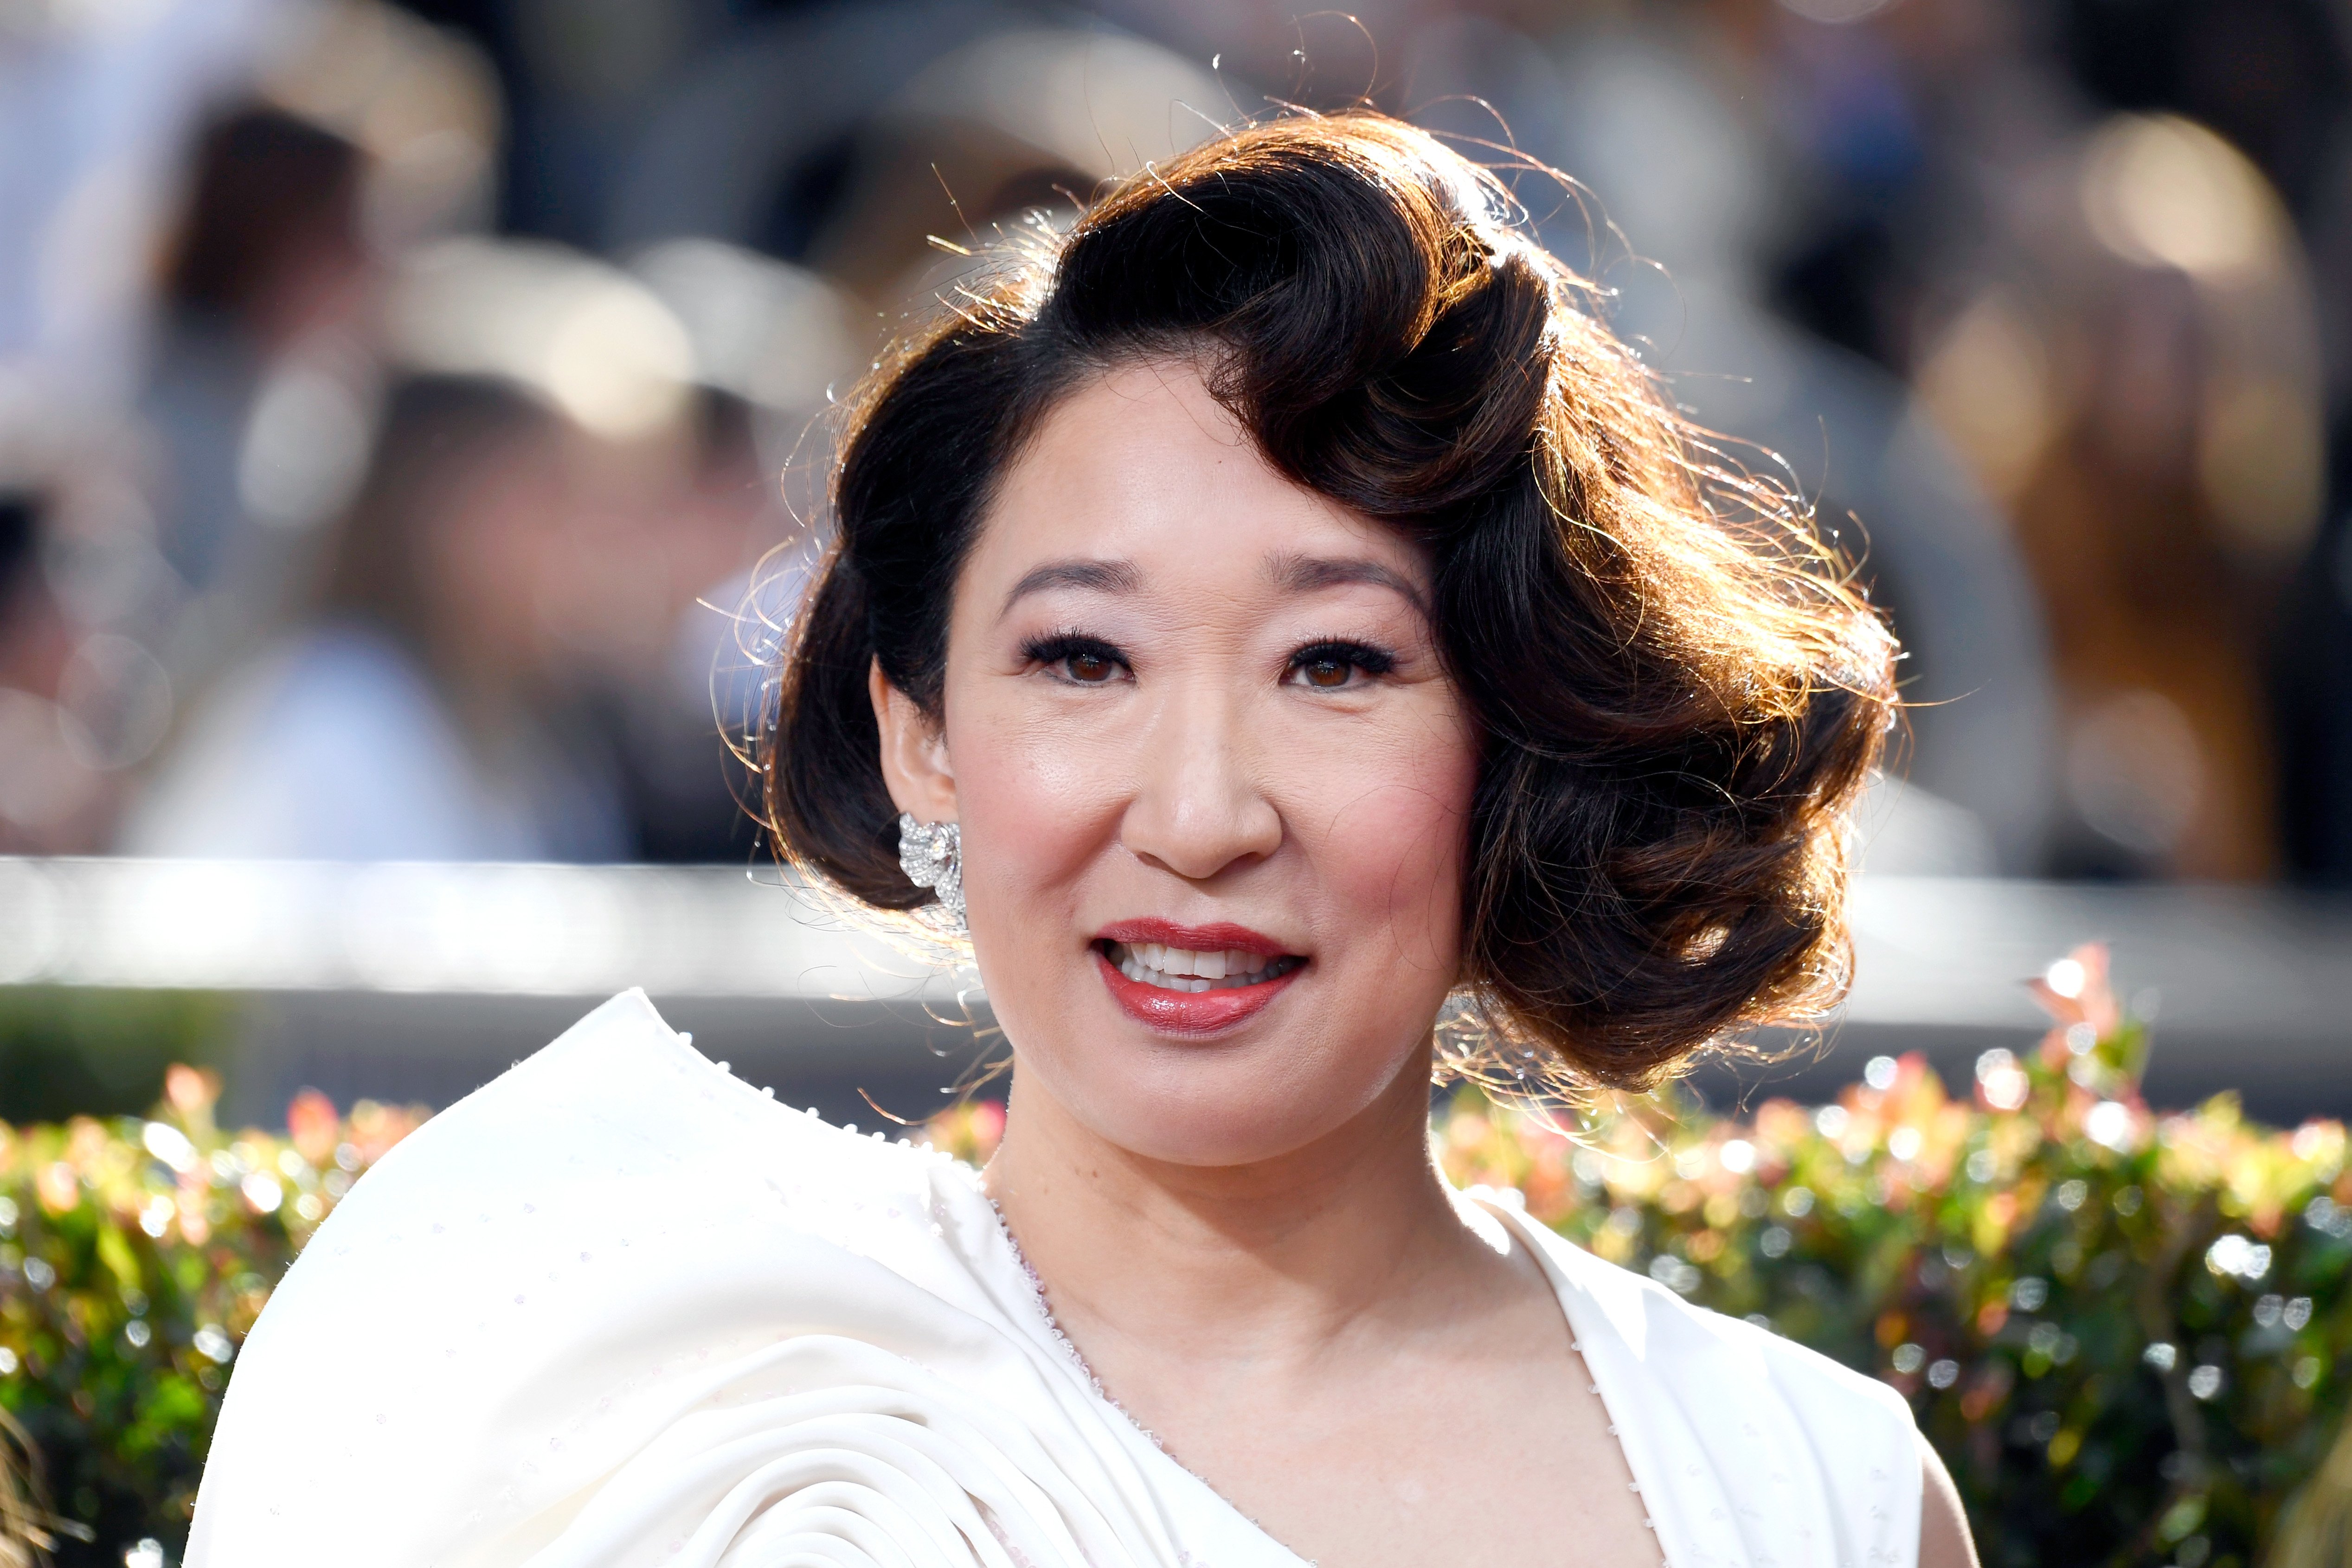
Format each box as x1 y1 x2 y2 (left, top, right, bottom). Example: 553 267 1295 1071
896 813 966 933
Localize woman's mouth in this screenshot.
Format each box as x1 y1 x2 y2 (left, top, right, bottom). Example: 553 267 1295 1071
1101 940 1305 992
1091 923 1305 1034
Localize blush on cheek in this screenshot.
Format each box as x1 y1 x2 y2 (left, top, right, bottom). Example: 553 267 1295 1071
944 718 1124 1042
956 717 1133 913
1309 741 1478 979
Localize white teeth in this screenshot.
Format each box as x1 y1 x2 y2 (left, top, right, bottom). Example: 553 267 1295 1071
1109 941 1298 993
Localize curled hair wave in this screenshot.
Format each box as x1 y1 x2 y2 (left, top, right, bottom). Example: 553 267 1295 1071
764 111 1897 1090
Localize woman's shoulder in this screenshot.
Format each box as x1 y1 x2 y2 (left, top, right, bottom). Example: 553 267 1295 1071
1488 1196 1923 1568
192 992 1032 1564
246 989 996 1321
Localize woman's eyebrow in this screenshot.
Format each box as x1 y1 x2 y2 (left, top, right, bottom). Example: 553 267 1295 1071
998 558 1141 620
1266 552 1430 615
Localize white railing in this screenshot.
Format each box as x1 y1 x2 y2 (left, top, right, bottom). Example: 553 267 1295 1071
3 858 2349 1118
0 858 961 1003
5 859 2347 1032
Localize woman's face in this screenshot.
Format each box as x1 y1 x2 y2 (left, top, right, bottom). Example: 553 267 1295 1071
878 360 1479 1167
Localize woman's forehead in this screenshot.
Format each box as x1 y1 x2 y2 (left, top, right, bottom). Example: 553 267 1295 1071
968 361 1433 601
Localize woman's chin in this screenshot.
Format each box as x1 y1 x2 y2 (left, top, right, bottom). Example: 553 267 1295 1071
1029 1026 1409 1170
1076 1106 1361 1170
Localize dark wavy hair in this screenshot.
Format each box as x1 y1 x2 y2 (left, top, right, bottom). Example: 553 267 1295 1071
761 112 1896 1090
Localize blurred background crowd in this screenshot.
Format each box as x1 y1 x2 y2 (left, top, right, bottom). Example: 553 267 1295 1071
3 0 2349 888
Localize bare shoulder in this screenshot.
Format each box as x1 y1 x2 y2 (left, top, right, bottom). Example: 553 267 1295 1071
1918 1430 1980 1568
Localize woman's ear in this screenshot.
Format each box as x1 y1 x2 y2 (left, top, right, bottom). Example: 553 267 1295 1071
870 658 958 823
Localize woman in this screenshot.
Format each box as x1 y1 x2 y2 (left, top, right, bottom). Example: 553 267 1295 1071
192 115 1976 1567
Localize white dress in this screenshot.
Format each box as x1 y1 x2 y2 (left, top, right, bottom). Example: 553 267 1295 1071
189 991 1923 1568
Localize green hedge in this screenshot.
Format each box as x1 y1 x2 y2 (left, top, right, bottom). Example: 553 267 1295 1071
5 946 2351 1566
0 992 230 1127
1434 943 2352 1568
0 1070 422 1564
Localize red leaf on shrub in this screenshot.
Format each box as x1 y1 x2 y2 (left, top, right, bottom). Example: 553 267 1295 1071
287 1089 339 1168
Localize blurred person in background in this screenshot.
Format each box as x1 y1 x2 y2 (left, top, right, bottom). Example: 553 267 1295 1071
608 236 875 860
599 386 782 863
0 0 288 407
138 105 383 654
1415 5 2056 877
0 488 122 853
2277 442 2352 884
1398 0 2338 881
1762 0 2338 882
124 374 630 861
1981 117 2318 881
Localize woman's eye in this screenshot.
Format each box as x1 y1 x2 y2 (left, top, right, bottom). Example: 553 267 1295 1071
1298 656 1355 688
1023 636 1127 684
1287 643 1391 690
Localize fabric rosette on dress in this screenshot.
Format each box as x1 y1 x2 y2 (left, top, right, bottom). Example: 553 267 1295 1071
191 993 1921 1568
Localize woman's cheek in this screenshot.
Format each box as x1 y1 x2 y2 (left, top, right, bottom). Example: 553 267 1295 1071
1303 723 1474 967
948 695 1126 1030
956 700 1128 880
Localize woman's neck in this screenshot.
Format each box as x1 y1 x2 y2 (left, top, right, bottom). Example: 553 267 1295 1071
977 1050 1613 1568
980 1047 1504 1369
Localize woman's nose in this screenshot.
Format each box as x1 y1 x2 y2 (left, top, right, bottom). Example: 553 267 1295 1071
1120 687 1283 881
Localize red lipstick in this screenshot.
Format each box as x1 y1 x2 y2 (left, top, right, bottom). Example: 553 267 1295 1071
1092 919 1305 1035
1096 919 1291 955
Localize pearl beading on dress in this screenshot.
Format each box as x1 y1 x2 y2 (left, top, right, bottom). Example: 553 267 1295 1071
985 1191 1170 1454
1566 1327 1669 1562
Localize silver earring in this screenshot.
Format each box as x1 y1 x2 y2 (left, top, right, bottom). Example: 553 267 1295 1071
897 813 966 932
